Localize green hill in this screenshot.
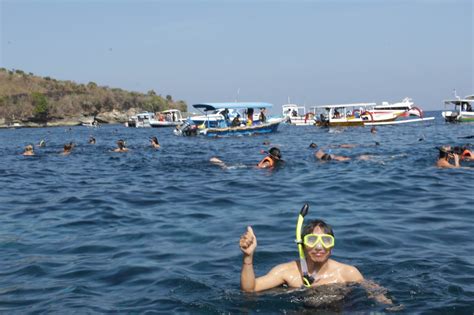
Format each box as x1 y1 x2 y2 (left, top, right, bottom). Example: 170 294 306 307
0 68 187 126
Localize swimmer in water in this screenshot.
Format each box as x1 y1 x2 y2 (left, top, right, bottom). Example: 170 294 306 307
239 204 393 305
62 142 74 155
113 139 129 152
257 147 283 169
309 142 318 149
22 144 35 156
150 136 160 149
210 147 284 170
436 146 460 168
88 136 96 144
38 139 46 147
315 149 351 162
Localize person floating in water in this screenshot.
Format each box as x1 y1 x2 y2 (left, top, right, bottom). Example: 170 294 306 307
22 144 35 156
370 126 377 134
239 204 393 305
37 139 46 147
210 147 283 170
315 149 351 162
436 146 460 168
257 147 283 169
150 136 160 149
62 142 74 155
114 139 129 152
88 136 96 144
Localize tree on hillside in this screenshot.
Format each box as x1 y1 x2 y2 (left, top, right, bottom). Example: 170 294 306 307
31 92 49 123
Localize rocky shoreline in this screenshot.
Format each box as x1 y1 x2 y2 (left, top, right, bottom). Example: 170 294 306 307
0 109 135 129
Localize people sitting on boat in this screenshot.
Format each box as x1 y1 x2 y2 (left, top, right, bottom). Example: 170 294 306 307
114 139 129 152
62 142 74 155
150 136 160 149
231 115 241 127
315 149 351 162
22 144 35 156
436 146 460 168
292 109 298 117
89 136 96 144
246 108 254 126
333 109 341 119
259 108 267 123
239 218 392 304
257 147 283 169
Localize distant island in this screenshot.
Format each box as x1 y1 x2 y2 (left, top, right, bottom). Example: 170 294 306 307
0 68 187 128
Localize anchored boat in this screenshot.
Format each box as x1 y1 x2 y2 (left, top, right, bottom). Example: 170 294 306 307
442 95 474 123
282 104 315 126
174 102 285 137
149 109 184 128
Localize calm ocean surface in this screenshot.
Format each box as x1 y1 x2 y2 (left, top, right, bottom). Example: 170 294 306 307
1 111 473 314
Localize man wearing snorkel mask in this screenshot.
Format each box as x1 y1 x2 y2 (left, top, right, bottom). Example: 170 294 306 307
240 220 363 292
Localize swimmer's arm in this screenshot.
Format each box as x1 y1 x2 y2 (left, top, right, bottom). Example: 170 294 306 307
342 266 392 305
241 263 287 292
360 280 393 305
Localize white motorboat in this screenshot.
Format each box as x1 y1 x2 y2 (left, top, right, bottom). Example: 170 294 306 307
282 104 315 126
149 109 184 127
125 112 155 128
442 94 474 123
372 97 423 117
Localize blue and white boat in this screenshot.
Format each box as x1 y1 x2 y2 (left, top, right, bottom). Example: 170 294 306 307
174 102 285 137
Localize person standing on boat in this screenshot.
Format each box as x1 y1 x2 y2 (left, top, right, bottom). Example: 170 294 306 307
246 108 254 126
259 108 267 123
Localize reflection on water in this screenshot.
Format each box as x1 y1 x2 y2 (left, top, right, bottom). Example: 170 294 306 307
0 112 473 313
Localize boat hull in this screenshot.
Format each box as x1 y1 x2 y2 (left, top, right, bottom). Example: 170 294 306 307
442 111 474 123
202 120 282 137
316 117 397 127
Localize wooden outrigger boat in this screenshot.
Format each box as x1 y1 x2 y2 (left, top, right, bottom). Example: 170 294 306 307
312 103 398 127
174 102 285 137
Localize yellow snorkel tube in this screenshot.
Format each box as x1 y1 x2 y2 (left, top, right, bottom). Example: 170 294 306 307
296 203 314 288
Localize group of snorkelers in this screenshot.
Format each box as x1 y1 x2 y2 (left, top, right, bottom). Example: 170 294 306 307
436 145 473 168
210 140 473 169
21 135 161 156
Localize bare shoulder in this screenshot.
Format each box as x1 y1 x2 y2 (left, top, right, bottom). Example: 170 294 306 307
331 260 364 282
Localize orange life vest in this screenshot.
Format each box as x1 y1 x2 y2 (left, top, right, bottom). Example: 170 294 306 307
257 156 275 168
462 149 473 158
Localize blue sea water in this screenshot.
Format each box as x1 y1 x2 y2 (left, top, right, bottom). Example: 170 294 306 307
0 111 473 314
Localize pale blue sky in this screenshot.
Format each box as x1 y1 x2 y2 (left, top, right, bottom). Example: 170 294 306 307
1 0 472 111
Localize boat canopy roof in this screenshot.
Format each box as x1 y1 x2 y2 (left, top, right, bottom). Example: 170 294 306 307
444 98 474 104
161 109 181 113
192 102 273 111
312 102 376 109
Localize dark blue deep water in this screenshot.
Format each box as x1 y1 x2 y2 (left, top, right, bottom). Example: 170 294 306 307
1 111 473 314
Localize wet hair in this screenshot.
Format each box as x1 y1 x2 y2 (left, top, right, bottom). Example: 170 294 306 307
117 139 126 149
63 143 73 151
302 219 334 238
25 145 33 151
438 146 451 159
151 136 159 144
321 153 332 161
269 147 281 159
309 142 318 148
